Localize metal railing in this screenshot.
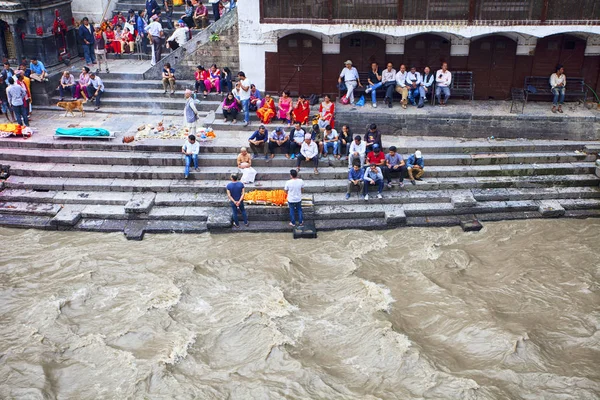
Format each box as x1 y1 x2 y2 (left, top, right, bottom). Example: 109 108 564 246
260 0 600 24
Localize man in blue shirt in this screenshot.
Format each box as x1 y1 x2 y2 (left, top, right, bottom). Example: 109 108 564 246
226 173 249 228
345 162 364 199
407 150 425 185
78 18 96 65
29 58 48 82
248 125 269 159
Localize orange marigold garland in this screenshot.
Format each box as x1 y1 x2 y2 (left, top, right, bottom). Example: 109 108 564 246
245 190 288 206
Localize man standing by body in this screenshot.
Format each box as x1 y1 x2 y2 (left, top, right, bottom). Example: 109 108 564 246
226 173 249 228
235 71 251 127
183 89 201 135
146 15 164 66
284 169 304 227
78 18 96 66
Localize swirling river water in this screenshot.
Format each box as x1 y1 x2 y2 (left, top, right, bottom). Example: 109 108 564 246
0 219 599 400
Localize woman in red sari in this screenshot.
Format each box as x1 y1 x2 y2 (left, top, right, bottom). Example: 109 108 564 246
318 94 335 129
257 94 276 124
292 95 310 125
105 26 121 54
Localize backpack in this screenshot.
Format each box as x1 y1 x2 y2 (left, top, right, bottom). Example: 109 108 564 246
308 94 319 106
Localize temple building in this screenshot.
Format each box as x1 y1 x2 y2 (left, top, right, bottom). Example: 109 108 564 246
0 0 78 66
239 0 600 99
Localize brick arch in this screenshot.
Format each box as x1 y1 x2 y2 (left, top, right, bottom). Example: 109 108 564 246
339 32 386 72
468 35 518 100
532 34 586 77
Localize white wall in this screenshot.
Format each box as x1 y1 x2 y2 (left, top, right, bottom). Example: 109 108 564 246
72 0 113 24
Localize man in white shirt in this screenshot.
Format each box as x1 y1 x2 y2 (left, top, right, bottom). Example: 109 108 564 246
348 135 366 168
146 14 164 66
406 66 422 107
322 125 339 158
181 134 200 178
419 66 434 108
166 20 189 51
288 122 306 160
86 72 104 111
394 64 408 109
435 62 452 106
338 60 362 105
284 169 305 227
297 133 319 175
381 62 397 108
235 71 251 126
550 64 566 113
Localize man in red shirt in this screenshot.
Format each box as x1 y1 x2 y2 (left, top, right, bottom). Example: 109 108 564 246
366 144 386 167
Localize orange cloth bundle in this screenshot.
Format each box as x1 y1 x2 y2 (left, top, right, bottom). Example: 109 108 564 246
205 130 216 138
0 123 23 136
245 190 288 206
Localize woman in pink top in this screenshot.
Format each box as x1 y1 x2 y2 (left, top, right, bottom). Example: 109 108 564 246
277 90 292 126
75 66 91 100
208 64 221 94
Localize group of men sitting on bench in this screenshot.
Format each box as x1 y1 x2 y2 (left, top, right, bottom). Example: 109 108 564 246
338 60 452 109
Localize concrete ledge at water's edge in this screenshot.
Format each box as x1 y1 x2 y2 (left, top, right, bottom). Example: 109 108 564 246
337 110 600 141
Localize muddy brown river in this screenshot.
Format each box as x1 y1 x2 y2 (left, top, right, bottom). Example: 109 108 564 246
0 220 599 399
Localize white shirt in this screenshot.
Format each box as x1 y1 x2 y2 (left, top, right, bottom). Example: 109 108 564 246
550 73 566 89
324 129 338 141
284 178 304 203
146 21 163 37
436 69 452 87
339 67 359 82
395 70 407 87
421 73 434 88
90 76 104 91
167 27 189 45
406 71 422 86
300 140 318 159
382 68 396 83
182 140 200 155
236 77 251 100
349 140 366 155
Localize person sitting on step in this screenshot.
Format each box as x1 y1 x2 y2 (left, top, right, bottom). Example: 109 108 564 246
29 57 48 82
194 65 209 97
248 125 269 160
364 123 382 153
257 93 276 124
365 61 382 108
407 150 425 185
348 135 366 168
309 123 324 157
345 161 364 200
87 72 104 111
338 124 351 160
181 134 200 179
166 20 189 51
366 144 385 170
58 71 76 101
322 124 339 159
268 127 289 159
193 2 209 29
406 66 422 107
363 163 384 200
395 64 409 109
318 94 335 129
383 146 407 189
288 122 306 160
381 62 397 108
296 133 319 175
292 95 310 125
249 84 262 111
162 63 176 95
237 147 257 184
435 62 452 106
222 92 240 124
277 91 293 126
120 27 135 53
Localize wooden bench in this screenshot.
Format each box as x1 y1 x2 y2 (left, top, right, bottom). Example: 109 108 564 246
524 76 587 103
432 71 474 105
338 71 436 103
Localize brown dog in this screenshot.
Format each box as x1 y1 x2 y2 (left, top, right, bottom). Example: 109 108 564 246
57 99 87 117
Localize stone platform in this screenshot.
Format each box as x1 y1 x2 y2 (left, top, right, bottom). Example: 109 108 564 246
0 110 599 239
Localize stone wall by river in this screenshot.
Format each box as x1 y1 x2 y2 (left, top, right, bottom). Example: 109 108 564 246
0 220 599 399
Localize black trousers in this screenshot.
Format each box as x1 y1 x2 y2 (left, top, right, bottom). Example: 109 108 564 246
382 165 407 182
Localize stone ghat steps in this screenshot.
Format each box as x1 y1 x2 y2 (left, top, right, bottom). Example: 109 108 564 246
0 147 594 167
2 159 596 180
3 186 600 208
102 79 197 89
34 105 187 117
48 95 218 112
4 174 599 194
0 138 594 155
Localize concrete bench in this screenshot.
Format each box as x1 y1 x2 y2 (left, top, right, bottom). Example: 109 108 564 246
524 76 587 102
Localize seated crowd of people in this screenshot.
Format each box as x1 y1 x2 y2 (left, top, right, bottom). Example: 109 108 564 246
339 60 452 108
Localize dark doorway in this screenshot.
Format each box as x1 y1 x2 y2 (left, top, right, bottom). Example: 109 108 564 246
340 33 386 72
274 33 323 96
532 34 586 77
468 35 517 100
404 34 451 71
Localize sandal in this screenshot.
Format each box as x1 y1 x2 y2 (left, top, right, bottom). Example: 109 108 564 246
558 107 563 113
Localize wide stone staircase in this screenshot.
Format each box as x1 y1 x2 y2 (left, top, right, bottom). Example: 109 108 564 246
107 0 216 60
0 137 599 239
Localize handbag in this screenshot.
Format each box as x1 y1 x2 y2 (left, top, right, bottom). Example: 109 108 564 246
337 81 347 91
340 94 349 105
355 95 365 107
